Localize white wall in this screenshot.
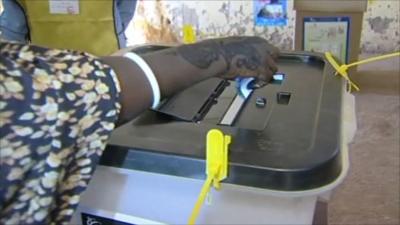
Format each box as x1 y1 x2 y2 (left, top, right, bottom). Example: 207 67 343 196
127 0 400 54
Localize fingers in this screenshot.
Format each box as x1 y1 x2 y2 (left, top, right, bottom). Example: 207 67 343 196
223 55 276 85
252 79 268 89
265 54 278 74
216 36 280 85
256 64 274 85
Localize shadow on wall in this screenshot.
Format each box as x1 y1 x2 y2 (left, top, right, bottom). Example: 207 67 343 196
133 0 178 44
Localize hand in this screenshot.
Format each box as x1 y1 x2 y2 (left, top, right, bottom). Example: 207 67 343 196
176 36 279 87
217 36 280 85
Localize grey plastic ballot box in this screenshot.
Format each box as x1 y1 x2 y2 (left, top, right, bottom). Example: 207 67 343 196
72 45 348 225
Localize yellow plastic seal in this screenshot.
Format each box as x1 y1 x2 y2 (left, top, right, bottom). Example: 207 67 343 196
325 51 400 92
188 129 231 225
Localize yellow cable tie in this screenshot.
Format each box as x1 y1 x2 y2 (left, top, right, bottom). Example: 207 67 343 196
347 52 400 68
188 176 213 225
188 129 231 225
325 51 400 92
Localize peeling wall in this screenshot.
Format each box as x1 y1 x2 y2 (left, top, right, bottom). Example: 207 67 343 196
127 0 400 54
361 0 400 53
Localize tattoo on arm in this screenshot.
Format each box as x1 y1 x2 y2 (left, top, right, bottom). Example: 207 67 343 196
220 39 261 72
175 37 263 73
175 41 221 69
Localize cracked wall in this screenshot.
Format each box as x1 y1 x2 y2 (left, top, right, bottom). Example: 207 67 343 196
127 0 399 54
361 0 400 53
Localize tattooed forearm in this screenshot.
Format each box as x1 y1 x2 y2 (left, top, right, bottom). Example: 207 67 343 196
219 37 262 72
142 36 279 86
176 41 221 69
175 37 266 74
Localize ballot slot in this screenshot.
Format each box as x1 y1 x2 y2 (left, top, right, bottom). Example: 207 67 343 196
219 73 286 126
153 78 248 126
153 72 287 127
201 82 237 124
194 81 230 122
219 91 252 126
219 78 254 126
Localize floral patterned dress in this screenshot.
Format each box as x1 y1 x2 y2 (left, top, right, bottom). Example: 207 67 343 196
0 41 121 224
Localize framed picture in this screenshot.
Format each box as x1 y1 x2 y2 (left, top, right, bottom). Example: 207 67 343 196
303 17 350 63
255 0 288 26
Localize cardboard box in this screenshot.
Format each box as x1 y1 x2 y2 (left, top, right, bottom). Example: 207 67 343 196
294 0 367 70
294 0 367 12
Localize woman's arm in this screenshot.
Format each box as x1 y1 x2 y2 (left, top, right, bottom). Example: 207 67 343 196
0 38 278 224
101 36 280 125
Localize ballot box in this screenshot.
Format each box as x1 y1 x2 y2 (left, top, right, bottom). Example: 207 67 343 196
72 46 352 225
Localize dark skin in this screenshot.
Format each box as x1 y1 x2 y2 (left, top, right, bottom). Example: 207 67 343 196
101 36 280 125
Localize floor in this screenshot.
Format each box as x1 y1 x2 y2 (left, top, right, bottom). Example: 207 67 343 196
328 69 400 225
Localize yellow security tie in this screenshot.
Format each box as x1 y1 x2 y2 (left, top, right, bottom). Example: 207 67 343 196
188 129 231 225
325 52 400 92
